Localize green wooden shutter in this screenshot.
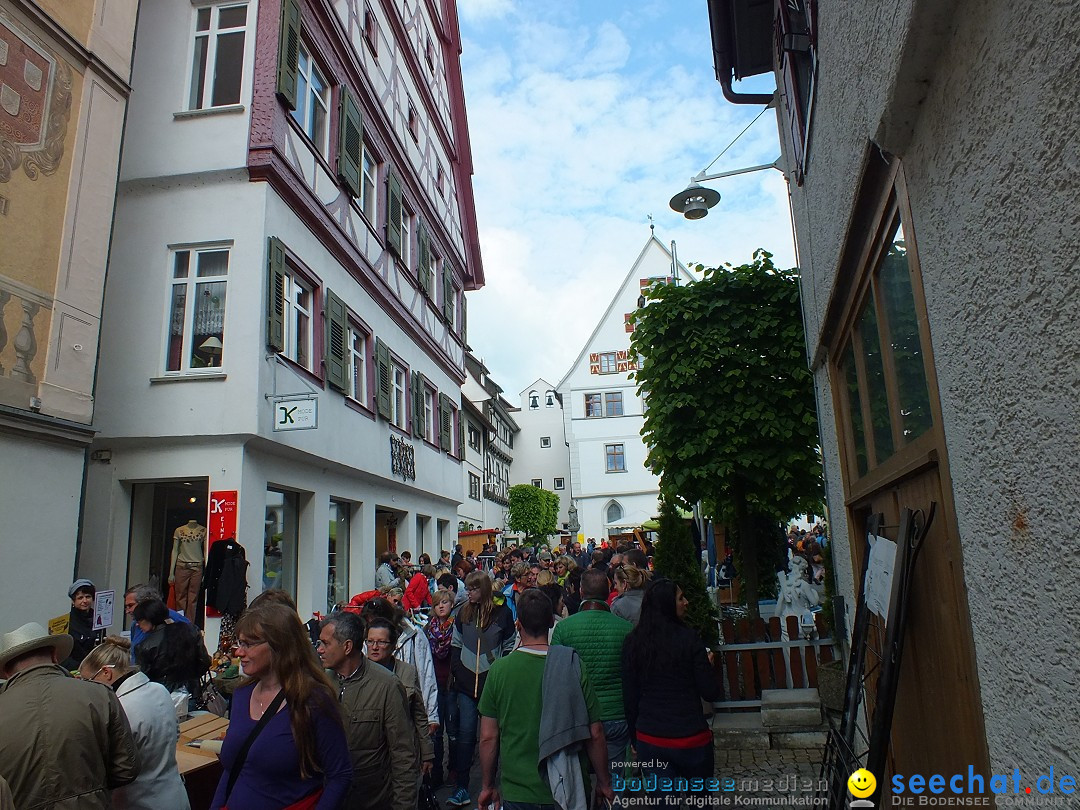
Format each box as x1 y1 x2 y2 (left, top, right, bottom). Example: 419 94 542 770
337 88 362 198
412 371 424 438
386 172 403 256
456 405 465 459
442 265 454 324
460 294 467 342
267 237 287 352
417 221 431 295
325 289 348 392
439 393 452 452
375 338 391 420
276 0 301 110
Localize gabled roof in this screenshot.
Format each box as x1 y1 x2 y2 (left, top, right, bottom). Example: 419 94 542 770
519 378 557 396
557 234 694 390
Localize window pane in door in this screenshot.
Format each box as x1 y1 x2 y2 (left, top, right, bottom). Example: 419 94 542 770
858 295 894 464
328 501 350 612
264 489 298 596
879 220 933 443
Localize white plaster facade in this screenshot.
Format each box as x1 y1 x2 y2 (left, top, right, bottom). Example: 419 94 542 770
78 0 482 636
754 0 1080 780
510 378 572 528
458 353 516 534
557 236 697 542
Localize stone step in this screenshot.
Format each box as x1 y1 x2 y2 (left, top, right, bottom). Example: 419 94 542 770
761 688 822 729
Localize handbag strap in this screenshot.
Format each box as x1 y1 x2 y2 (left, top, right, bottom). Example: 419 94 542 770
224 687 285 803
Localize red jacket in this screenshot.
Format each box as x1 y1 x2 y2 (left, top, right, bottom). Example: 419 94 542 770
401 573 431 611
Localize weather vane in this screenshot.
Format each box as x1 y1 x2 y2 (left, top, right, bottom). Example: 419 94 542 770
647 214 655 233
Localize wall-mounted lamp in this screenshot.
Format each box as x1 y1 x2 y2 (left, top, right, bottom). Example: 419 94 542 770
669 158 782 220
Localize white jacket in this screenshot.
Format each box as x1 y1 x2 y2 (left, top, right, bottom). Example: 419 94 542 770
112 672 191 810
395 621 439 726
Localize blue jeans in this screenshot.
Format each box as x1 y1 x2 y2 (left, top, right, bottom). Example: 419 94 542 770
603 719 631 778
503 803 556 810
451 690 479 791
634 739 714 807
434 682 451 780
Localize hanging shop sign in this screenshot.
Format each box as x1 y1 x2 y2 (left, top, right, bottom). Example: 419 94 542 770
273 395 318 431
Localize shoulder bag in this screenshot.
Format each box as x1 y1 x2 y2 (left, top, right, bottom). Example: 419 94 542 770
223 688 285 806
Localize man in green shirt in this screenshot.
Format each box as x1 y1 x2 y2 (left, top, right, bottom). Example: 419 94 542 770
477 589 614 810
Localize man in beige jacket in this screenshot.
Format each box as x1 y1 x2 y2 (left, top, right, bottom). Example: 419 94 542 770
0 622 139 809
318 612 418 810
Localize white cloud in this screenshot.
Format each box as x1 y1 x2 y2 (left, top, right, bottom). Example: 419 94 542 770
458 0 514 23
459 5 795 397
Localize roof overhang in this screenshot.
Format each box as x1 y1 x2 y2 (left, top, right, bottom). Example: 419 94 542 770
707 0 776 105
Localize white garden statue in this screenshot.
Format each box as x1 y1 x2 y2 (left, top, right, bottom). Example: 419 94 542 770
775 553 820 632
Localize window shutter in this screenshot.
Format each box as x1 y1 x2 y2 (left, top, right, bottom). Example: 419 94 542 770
276 0 301 110
460 294 467 341
267 237 287 352
337 88 363 198
442 265 454 324
386 171 403 256
457 406 465 459
412 371 424 438
439 393 452 452
325 289 348 392
417 221 431 294
375 338 391 420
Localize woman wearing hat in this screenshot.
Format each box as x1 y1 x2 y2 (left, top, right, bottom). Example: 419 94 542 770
62 579 99 670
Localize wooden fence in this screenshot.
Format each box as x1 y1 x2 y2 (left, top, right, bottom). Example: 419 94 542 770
713 613 840 710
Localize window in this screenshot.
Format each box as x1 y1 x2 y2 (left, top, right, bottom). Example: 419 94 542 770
167 246 229 372
360 143 377 221
467 423 481 451
436 162 446 196
390 361 407 429
605 391 624 417
423 387 436 444
553 477 565 490
401 208 413 268
529 391 540 409
531 479 542 488
291 42 329 154
425 36 435 71
599 352 617 374
545 391 556 407
363 5 378 55
585 393 602 418
540 437 551 448
189 4 247 110
348 324 368 405
407 103 419 142
328 500 350 612
469 473 481 501
264 488 298 596
605 443 626 472
606 501 623 524
283 271 314 369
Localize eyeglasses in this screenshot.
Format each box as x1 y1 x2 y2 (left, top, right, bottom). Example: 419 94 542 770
366 639 393 647
233 639 268 651
79 665 113 681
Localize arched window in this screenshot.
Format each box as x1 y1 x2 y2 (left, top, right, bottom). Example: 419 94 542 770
529 390 539 409
606 501 623 524
545 390 556 407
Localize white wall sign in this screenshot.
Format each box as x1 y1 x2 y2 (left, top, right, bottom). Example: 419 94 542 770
273 396 318 431
863 534 897 623
93 589 115 630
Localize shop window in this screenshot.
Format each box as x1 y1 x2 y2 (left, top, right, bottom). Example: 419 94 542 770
328 500 350 612
189 3 247 110
264 489 298 596
166 245 229 373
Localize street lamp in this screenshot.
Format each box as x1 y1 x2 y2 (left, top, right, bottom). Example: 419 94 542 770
669 158 782 220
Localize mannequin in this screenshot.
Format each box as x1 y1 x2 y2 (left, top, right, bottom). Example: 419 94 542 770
169 519 206 617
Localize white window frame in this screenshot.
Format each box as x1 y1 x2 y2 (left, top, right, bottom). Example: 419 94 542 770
540 437 551 448
401 209 413 270
599 352 618 374
291 40 330 156
467 423 481 451
360 143 377 222
282 270 314 370
348 324 368 405
423 387 436 444
390 361 407 429
188 3 248 111
531 479 542 488
165 244 231 374
553 477 565 491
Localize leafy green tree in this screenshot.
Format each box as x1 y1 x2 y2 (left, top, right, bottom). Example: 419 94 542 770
507 485 560 545
630 250 823 620
652 496 718 647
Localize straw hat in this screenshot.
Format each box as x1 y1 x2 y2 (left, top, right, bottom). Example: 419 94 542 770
0 622 73 672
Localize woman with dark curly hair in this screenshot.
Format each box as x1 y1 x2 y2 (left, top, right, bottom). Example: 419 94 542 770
622 578 719 806
210 603 351 810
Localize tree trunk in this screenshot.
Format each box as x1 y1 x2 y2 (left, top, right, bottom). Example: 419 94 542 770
732 489 760 622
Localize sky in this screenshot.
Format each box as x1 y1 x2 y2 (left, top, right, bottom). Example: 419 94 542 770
457 0 796 400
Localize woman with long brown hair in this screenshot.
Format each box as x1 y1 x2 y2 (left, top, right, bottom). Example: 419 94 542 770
446 571 516 807
210 603 351 810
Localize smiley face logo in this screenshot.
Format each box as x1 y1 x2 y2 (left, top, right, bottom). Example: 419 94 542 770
847 769 876 799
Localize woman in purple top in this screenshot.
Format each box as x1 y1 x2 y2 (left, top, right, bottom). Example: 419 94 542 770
211 603 351 810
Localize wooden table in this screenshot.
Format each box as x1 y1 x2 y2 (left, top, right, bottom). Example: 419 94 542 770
177 714 229 810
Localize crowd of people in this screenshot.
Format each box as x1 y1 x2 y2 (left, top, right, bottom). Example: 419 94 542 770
0 537 721 809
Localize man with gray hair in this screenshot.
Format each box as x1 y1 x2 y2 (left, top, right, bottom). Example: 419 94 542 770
319 612 417 810
123 583 190 663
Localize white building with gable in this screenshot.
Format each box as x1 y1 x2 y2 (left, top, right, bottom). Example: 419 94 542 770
556 235 696 542
510 379 572 528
